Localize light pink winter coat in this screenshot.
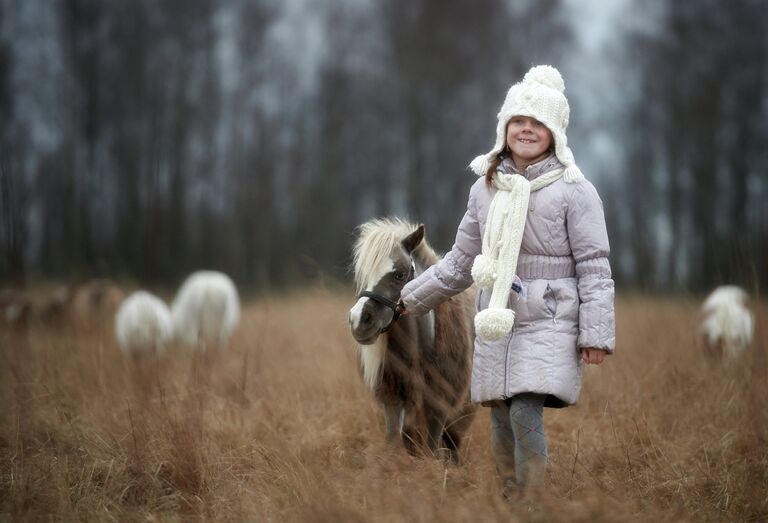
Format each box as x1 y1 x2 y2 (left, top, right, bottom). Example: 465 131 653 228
401 155 615 406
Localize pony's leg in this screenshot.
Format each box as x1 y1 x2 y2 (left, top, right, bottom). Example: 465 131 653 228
425 411 446 454
384 405 421 456
382 404 403 443
400 408 425 456
401 427 421 456
443 403 476 464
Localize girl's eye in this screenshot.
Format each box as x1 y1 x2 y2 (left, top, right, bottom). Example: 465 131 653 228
394 271 406 281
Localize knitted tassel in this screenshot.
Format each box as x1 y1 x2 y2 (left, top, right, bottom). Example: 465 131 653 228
471 254 497 290
562 164 584 184
475 308 516 341
469 154 491 177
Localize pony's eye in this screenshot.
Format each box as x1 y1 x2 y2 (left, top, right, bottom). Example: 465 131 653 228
394 271 406 281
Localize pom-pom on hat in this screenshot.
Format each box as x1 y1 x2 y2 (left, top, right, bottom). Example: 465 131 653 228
469 65 584 184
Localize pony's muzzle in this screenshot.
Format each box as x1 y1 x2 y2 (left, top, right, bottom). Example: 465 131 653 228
349 297 392 344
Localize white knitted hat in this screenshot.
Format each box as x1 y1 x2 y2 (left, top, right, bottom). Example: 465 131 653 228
469 65 584 184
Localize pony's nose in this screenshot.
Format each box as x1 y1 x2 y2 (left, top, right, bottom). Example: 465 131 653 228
349 297 373 331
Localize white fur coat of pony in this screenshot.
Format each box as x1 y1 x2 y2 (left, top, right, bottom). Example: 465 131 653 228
115 291 173 353
171 271 240 350
700 285 754 359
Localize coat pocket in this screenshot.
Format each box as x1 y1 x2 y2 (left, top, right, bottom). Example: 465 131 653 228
544 283 557 318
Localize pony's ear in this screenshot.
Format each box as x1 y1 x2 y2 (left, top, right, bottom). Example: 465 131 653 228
401 224 425 254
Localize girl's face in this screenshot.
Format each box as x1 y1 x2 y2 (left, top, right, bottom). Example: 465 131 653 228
505 116 553 166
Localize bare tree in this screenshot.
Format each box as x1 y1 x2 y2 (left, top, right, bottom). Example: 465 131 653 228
620 0 767 290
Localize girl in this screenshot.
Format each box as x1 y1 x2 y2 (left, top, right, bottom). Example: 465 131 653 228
399 65 615 492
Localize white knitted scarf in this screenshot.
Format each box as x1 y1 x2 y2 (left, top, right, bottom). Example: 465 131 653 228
471 164 565 341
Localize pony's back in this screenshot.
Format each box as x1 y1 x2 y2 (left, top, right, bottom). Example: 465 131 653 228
700 285 753 358
172 271 240 349
115 291 172 353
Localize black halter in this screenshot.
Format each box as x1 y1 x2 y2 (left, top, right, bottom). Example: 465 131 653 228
357 258 415 333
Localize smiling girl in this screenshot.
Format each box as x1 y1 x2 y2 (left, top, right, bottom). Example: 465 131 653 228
398 65 615 494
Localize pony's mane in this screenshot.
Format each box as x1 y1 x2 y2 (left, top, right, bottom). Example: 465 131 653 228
352 218 437 292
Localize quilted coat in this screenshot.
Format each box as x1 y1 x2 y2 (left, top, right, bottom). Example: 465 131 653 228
400 154 615 406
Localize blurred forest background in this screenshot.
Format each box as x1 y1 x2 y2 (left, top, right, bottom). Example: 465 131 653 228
0 0 766 292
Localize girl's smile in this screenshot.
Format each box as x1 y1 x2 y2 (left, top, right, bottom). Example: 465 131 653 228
506 115 554 169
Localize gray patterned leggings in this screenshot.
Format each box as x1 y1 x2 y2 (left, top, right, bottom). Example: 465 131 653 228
490 393 548 487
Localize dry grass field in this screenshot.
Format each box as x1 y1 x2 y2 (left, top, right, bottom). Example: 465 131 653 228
1 287 767 522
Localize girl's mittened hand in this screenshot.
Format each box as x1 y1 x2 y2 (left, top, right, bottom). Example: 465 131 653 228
581 347 606 365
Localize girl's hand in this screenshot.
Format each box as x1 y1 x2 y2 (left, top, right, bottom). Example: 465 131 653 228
396 298 408 316
581 347 606 365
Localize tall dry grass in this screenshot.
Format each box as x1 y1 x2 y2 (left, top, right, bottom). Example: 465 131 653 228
1 288 766 521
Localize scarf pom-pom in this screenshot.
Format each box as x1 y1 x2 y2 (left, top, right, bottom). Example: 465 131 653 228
563 164 585 184
475 308 515 341
471 254 497 289
469 154 491 177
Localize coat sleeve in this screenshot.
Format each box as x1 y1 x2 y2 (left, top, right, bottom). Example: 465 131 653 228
400 181 483 316
566 180 616 353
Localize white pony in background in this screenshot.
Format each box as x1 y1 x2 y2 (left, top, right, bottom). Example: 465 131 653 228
115 291 173 354
171 271 240 351
700 285 754 360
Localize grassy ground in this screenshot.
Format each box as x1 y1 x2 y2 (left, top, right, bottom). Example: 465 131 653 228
1 288 767 521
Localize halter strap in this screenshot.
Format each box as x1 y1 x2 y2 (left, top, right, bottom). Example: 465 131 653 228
358 291 400 312
356 258 415 333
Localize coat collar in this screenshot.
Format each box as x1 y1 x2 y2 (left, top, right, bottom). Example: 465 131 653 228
500 152 562 182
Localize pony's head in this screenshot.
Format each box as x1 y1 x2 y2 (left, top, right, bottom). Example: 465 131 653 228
349 218 434 345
